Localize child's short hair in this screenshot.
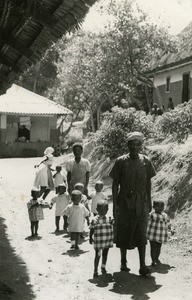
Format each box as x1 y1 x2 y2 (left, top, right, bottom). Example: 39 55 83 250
56 165 62 171
153 200 164 207
31 187 40 197
71 190 82 197
97 199 108 211
72 143 83 151
74 183 84 189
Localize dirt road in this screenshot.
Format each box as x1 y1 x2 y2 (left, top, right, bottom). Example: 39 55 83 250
0 156 191 300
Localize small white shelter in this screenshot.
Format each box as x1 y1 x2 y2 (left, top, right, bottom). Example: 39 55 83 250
0 84 72 157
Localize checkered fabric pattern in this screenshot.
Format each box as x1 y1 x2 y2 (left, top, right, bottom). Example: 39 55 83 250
147 212 171 243
27 200 44 222
90 216 113 250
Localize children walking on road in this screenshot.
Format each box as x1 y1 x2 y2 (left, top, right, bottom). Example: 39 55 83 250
62 190 89 250
53 166 66 194
27 188 44 237
89 200 113 278
49 184 70 232
147 200 172 266
90 181 107 216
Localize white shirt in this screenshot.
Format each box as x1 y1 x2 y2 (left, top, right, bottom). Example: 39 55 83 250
66 158 91 189
51 193 70 216
62 203 89 232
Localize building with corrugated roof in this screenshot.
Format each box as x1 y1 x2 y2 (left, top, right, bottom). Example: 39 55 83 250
0 84 72 157
147 22 192 110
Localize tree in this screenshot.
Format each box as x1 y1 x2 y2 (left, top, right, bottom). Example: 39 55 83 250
17 45 59 95
46 0 178 131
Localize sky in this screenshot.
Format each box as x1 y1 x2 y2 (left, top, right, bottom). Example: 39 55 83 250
83 0 192 35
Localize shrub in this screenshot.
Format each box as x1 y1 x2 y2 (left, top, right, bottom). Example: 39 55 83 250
94 107 156 159
155 101 192 143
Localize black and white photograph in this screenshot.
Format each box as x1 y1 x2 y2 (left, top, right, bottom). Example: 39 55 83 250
0 0 192 299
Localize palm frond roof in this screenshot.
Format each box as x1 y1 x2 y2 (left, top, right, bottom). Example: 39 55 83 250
0 0 97 95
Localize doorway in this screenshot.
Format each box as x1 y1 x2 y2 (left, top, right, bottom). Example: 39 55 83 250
182 73 190 102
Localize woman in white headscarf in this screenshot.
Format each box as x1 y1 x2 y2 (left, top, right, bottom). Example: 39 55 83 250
110 132 156 276
34 147 55 200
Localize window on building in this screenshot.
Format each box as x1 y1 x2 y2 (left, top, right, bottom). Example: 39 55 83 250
18 116 31 141
166 76 171 92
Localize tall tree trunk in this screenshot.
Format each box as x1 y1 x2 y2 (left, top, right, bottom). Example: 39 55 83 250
84 104 95 132
145 85 152 111
59 109 80 145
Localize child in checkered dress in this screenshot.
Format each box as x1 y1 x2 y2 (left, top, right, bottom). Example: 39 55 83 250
27 188 44 237
89 200 113 278
147 200 171 266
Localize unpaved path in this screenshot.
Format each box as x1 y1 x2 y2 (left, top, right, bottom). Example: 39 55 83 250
0 156 191 300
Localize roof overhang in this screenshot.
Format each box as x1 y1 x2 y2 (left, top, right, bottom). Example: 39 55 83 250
147 55 192 76
0 84 73 116
0 0 97 95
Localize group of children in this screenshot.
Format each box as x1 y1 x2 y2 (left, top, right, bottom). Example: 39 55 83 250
28 166 174 277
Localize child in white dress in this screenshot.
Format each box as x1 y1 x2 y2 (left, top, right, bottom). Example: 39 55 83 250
62 190 89 250
53 166 66 194
90 181 107 216
49 184 70 232
74 182 90 226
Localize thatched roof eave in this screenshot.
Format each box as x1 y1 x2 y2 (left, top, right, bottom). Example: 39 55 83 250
0 0 97 95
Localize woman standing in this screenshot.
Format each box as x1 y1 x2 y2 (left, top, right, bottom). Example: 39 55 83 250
34 147 55 200
110 132 156 275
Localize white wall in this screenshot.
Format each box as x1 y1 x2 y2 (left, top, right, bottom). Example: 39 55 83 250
0 114 7 129
154 62 192 87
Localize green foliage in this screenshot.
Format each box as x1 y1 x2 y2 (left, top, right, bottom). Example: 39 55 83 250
156 101 192 143
94 106 155 158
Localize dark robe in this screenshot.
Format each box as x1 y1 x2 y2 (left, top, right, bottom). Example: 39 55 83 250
110 154 156 249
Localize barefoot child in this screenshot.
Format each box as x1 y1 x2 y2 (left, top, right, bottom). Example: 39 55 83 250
62 190 89 250
49 184 70 232
89 200 113 278
90 181 107 216
53 166 67 194
147 200 172 266
27 188 44 237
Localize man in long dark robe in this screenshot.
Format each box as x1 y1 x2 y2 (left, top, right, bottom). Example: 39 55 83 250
110 131 156 275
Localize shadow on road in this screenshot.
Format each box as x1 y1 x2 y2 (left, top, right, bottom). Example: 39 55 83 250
110 271 161 299
62 249 90 257
0 217 35 300
89 270 162 300
150 263 175 274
